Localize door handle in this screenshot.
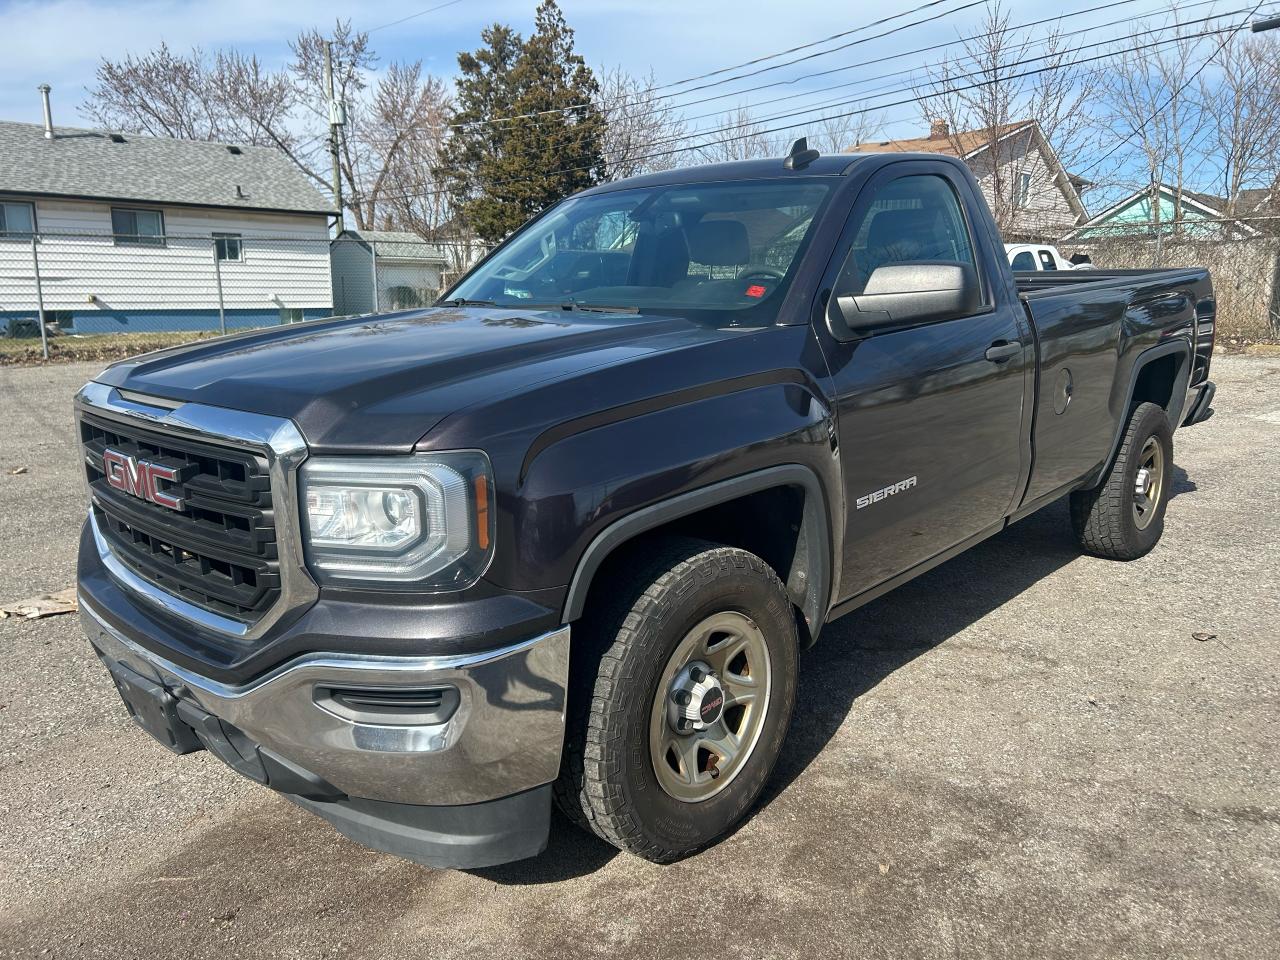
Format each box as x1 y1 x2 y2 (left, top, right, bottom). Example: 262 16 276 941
985 340 1022 362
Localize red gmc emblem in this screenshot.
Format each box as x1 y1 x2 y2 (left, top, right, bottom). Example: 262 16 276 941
102 448 185 511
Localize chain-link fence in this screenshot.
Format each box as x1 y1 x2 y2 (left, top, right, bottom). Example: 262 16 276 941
0 230 486 359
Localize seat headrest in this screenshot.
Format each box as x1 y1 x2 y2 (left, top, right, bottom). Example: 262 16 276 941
687 219 751 266
866 208 941 252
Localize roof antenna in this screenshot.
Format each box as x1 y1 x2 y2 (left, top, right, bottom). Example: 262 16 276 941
784 136 820 171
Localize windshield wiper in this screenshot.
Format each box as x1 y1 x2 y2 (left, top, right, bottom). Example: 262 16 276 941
552 302 640 314
436 297 496 308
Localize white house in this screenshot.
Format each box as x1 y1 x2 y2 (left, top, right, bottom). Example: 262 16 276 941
846 120 1089 242
0 108 335 335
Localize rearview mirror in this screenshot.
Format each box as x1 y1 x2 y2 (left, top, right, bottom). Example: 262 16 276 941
830 262 981 340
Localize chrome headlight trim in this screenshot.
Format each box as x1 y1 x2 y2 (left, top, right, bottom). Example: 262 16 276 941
299 451 495 587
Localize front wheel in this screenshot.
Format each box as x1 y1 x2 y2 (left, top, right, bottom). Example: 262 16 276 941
555 539 798 862
1070 401 1174 560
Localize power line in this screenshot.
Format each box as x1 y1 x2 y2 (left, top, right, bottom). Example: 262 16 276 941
654 0 984 90
641 17 1252 156
367 0 466 34
653 0 1150 117
351 0 1194 146
1075 0 1267 178
440 0 994 133
448 10 1258 167
370 17 1259 206
664 4 1255 136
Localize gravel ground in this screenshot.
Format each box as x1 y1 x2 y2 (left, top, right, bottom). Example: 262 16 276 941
0 357 1277 960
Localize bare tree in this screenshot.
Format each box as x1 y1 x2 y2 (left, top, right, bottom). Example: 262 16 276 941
810 109 887 155
81 21 455 233
1204 31 1280 219
368 69 472 268
598 67 689 178
1094 13 1214 239
919 1 1096 240
697 106 777 163
84 43 255 142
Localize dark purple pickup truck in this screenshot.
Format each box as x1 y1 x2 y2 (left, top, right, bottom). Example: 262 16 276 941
75 144 1215 869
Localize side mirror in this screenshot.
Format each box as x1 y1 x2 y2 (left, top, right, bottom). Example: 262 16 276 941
829 261 981 340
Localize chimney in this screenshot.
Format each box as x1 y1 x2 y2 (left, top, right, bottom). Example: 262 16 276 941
929 118 949 141
37 84 53 139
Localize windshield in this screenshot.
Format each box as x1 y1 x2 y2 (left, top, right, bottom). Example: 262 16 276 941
446 179 832 315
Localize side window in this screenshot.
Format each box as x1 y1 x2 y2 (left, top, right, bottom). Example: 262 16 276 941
112 207 165 247
836 175 977 296
1011 251 1036 271
1015 172 1032 209
1037 249 1058 271
0 200 36 240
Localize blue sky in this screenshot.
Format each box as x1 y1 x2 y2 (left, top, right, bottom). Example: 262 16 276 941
0 0 1030 136
0 0 1249 199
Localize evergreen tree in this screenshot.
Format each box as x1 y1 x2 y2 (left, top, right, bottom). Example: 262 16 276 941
439 1 605 243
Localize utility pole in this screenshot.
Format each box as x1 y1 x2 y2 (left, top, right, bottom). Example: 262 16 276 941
324 40 346 232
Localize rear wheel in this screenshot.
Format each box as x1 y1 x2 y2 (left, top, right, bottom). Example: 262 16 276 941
1070 401 1174 560
555 538 798 862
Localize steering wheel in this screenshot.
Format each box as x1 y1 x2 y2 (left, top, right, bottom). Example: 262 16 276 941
738 265 786 282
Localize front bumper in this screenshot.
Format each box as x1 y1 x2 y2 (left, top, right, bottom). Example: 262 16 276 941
81 594 570 868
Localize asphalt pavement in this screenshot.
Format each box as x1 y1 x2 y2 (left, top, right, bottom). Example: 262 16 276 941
0 356 1276 959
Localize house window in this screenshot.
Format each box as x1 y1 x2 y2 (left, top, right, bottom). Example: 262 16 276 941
1014 172 1032 210
0 200 36 240
214 233 243 262
278 307 303 324
111 207 165 246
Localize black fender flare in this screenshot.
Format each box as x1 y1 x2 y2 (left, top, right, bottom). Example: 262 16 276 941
561 464 833 644
1089 339 1192 488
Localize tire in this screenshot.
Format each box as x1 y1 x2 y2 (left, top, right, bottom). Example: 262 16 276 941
555 538 798 862
1070 401 1174 560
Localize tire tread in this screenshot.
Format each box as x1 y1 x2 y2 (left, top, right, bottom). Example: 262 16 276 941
1070 401 1172 560
554 538 793 862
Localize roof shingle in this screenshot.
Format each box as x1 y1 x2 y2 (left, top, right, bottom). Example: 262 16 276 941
0 120 334 215
844 121 1032 157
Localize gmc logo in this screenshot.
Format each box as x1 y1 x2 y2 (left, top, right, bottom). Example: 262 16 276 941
102 448 186 512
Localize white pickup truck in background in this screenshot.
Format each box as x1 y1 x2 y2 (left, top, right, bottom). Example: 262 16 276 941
1006 243 1095 272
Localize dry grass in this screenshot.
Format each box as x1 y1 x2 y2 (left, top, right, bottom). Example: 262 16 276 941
0 332 218 366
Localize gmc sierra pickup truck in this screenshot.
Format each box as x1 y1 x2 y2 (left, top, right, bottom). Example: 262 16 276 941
75 145 1216 870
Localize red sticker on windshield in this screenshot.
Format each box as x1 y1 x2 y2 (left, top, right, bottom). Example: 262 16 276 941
745 284 767 298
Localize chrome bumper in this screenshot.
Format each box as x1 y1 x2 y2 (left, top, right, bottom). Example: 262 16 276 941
80 595 570 806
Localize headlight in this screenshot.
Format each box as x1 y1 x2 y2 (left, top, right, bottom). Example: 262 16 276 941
300 452 494 587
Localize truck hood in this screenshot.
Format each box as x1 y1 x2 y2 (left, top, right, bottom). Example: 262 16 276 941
96 306 740 452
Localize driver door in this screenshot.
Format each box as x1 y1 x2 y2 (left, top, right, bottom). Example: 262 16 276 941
819 162 1031 601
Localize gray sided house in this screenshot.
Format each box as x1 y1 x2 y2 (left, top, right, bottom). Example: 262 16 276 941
0 114 335 335
331 230 462 316
846 120 1088 243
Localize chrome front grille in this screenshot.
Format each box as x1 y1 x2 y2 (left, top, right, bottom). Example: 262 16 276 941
76 382 317 640
81 412 281 620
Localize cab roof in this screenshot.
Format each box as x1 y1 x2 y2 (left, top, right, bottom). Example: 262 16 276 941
575 154 867 197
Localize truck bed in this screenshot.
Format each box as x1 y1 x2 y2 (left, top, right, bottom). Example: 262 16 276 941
1011 265 1215 506
1016 266 1215 389
1014 267 1210 296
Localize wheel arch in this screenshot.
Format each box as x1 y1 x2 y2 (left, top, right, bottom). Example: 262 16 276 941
561 465 833 646
1089 339 1192 488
